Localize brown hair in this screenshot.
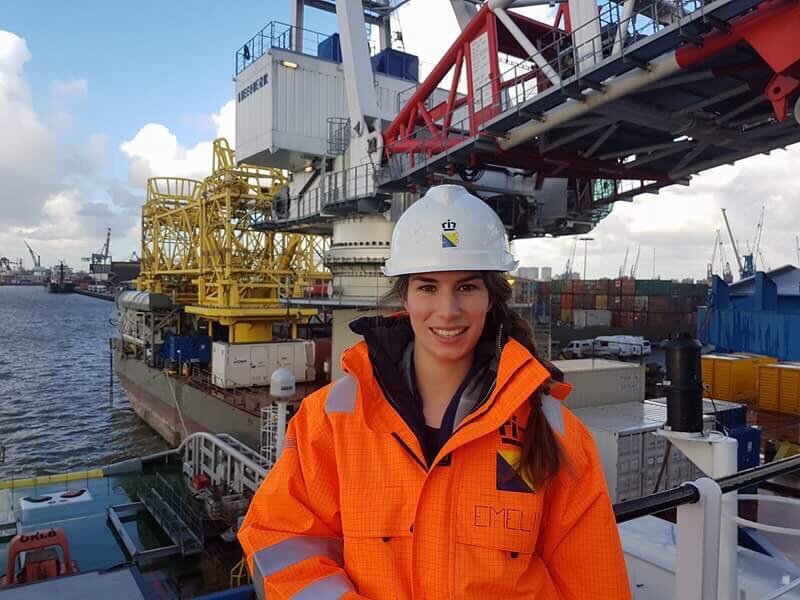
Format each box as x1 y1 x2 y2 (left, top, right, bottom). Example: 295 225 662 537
384 272 564 489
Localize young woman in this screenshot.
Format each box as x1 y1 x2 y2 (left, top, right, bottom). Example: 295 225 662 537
239 185 631 599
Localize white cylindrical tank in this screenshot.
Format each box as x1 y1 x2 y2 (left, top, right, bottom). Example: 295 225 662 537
270 368 296 398
324 214 394 299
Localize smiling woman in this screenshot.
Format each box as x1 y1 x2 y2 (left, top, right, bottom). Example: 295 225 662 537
239 185 632 599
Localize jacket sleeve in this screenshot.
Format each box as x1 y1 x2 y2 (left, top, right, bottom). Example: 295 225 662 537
238 390 369 599
538 421 632 600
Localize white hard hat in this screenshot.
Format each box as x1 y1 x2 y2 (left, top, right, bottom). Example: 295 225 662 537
382 185 518 277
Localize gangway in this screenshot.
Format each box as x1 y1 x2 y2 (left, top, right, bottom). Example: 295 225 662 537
379 0 800 235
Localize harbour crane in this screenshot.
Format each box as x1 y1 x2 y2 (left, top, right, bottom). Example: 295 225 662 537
753 205 767 272
630 246 641 279
563 238 578 279
82 228 112 274
619 247 630 279
708 230 720 281
24 241 41 268
721 208 755 280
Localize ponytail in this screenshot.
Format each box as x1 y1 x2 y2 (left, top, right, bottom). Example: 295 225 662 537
481 273 565 490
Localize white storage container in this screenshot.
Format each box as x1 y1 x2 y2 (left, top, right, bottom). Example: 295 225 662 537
553 358 645 409
573 402 707 502
212 341 315 388
572 309 612 329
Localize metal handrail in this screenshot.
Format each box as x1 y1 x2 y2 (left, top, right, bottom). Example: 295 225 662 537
613 454 800 523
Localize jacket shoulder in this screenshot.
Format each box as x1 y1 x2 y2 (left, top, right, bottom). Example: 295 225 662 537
557 405 603 477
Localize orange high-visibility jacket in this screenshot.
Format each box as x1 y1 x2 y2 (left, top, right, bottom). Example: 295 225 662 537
239 326 631 599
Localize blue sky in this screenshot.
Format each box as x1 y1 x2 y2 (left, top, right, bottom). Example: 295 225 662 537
2 1 336 180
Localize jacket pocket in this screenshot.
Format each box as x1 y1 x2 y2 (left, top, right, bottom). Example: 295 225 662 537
453 491 547 597
343 529 413 600
341 484 415 599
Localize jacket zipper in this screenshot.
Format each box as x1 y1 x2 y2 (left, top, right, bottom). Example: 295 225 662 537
391 432 427 472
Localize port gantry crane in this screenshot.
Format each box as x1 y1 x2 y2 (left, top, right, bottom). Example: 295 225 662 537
24 241 41 269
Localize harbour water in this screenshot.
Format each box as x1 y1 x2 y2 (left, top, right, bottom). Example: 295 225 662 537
0 286 167 478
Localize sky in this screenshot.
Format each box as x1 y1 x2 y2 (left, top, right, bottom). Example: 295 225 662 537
1 1 798 280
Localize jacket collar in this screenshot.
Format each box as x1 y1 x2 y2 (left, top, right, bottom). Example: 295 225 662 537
341 316 559 444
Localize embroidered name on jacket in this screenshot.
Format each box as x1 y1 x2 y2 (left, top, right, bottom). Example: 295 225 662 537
473 505 535 531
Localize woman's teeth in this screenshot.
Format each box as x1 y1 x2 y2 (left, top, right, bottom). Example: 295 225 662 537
432 328 466 338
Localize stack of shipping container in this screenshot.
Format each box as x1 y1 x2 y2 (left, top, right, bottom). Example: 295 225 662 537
512 277 708 332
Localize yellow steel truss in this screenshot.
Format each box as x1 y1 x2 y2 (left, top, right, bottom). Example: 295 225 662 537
138 177 203 305
138 139 330 341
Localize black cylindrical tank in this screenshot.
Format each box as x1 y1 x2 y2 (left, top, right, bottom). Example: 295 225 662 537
664 332 703 433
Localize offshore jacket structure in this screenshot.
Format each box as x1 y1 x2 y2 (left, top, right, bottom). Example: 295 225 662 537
239 317 630 599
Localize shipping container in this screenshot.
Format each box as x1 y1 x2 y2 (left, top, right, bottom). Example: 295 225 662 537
611 311 622 327
758 363 800 414
583 280 596 294
212 340 316 388
160 335 212 364
622 296 635 312
620 312 635 328
551 293 561 307
554 359 645 409
634 295 649 312
560 307 573 323
611 295 623 310
672 282 709 297
702 354 761 402
730 426 761 470
572 309 612 329
572 279 585 294
595 279 612 295
562 294 573 309
635 279 673 296
621 279 636 296
648 296 678 313
572 402 701 502
596 294 608 310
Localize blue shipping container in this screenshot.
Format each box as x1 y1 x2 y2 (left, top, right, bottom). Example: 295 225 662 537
730 426 761 470
160 335 212 364
318 34 342 63
713 403 748 432
371 48 419 82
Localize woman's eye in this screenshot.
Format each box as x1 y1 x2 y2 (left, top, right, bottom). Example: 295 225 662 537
458 284 477 292
418 285 436 293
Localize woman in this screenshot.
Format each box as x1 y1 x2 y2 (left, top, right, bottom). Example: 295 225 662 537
239 185 631 599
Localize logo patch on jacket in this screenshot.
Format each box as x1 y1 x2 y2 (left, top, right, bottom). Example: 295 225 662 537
496 449 535 493
441 219 459 248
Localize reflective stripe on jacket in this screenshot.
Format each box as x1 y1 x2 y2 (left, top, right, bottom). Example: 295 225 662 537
238 337 631 599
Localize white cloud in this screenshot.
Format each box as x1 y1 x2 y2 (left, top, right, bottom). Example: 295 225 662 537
50 78 88 100
0 30 137 268
120 99 236 188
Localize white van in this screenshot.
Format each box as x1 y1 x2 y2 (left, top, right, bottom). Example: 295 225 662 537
594 335 651 357
562 339 595 358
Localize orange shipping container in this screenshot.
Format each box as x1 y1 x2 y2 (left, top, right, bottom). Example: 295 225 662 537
701 354 763 402
758 364 800 415
595 295 608 310
560 308 573 323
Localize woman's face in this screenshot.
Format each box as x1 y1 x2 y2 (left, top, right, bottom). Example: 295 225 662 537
404 271 491 364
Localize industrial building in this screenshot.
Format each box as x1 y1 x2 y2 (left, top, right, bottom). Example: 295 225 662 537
700 267 800 361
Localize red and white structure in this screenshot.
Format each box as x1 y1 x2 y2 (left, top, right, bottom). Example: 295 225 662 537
380 0 800 234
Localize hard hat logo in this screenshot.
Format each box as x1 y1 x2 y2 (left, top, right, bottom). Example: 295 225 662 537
441 219 459 248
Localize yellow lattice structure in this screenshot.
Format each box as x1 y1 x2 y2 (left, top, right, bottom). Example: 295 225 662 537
138 177 203 304
138 139 331 342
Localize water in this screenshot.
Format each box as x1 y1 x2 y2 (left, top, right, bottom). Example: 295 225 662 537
0 286 168 479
